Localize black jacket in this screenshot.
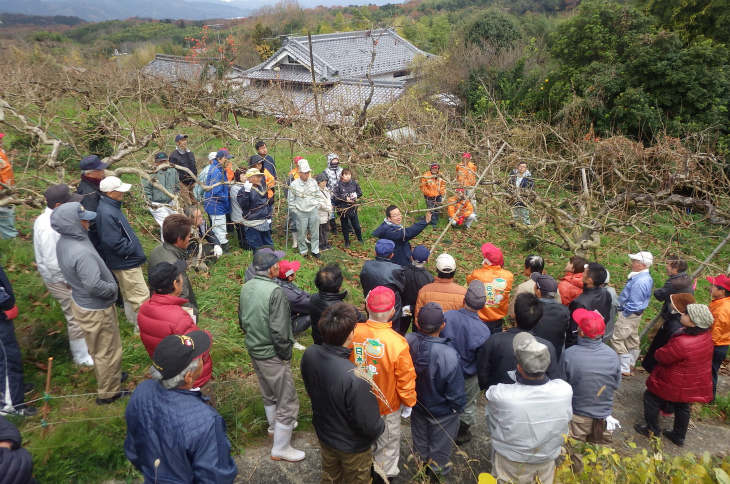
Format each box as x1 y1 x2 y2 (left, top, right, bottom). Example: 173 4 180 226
95 196 147 270
0 416 35 484
402 265 434 309
566 286 613 348
169 149 197 185
654 272 694 321
310 290 349 345
274 279 311 316
333 179 363 217
76 176 103 253
533 298 570 360
237 184 272 221
641 312 684 373
360 257 406 321
301 343 385 453
477 327 563 390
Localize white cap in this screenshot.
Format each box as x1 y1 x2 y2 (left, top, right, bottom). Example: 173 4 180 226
208 152 217 161
298 159 311 173
629 251 653 267
99 176 132 193
435 253 456 273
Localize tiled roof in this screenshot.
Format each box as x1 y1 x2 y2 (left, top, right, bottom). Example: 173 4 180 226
242 28 435 84
141 54 218 82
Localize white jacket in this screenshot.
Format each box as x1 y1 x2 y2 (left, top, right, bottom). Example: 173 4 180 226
317 187 333 224
486 375 572 463
33 207 65 284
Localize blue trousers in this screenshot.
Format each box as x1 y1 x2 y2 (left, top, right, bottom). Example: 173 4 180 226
0 319 25 410
245 227 273 252
713 345 728 398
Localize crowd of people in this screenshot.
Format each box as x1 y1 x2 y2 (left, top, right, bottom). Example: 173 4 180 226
0 133 728 484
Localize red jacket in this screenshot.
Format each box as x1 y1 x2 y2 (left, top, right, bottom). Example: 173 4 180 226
138 293 213 387
558 272 583 306
646 329 714 403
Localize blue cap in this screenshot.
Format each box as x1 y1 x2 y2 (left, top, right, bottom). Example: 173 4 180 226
216 149 232 159
375 239 395 257
412 245 430 263
175 134 188 142
79 155 108 171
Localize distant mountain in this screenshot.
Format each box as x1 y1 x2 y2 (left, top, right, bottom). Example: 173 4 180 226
0 0 253 21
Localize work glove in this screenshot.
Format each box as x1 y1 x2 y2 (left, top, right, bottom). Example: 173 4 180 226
243 181 253 192
400 406 412 419
457 216 465 225
213 245 223 257
4 305 18 320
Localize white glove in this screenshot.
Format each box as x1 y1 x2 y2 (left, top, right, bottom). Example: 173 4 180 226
243 181 253 192
351 192 358 200
606 415 621 431
400 406 412 419
213 245 223 257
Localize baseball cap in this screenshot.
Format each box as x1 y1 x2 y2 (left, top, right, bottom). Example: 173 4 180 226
418 302 445 332
375 239 395 257
629 251 654 266
513 332 550 374
707 274 730 292
278 260 301 279
148 260 187 292
435 253 456 273
0 133 5 139
253 249 284 271
367 286 395 312
430 163 440 169
72 202 96 221
465 280 486 310
245 168 263 178
462 152 471 159
208 152 217 161
216 149 232 159
481 243 504 267
315 173 327 184
572 308 606 339
99 176 132 193
152 331 211 380
412 245 430 263
154 152 169 162
175 134 188 142
531 272 558 294
44 184 82 209
79 155 108 171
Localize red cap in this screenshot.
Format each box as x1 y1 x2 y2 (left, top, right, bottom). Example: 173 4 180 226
707 274 730 292
0 133 5 139
573 308 606 339
462 152 471 159
480 243 504 267
278 260 301 279
456 188 465 193
430 163 439 169
367 286 395 312
293 156 303 163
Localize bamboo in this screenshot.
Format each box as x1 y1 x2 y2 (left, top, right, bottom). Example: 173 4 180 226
42 357 53 436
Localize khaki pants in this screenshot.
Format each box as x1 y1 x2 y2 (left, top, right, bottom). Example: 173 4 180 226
112 267 149 318
179 182 197 206
492 451 555 484
611 312 641 355
44 280 84 341
320 439 373 484
569 414 613 445
373 410 401 477
461 375 480 426
70 302 123 399
646 316 664 343
251 356 299 426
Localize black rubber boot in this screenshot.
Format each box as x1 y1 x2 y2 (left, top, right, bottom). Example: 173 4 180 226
454 421 472 445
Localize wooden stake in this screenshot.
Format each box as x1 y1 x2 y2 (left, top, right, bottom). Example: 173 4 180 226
42 357 53 436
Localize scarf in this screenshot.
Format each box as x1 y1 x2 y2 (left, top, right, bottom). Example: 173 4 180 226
627 268 650 279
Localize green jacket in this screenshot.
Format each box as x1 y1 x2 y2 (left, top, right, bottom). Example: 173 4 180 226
148 242 197 315
143 166 180 204
239 275 293 361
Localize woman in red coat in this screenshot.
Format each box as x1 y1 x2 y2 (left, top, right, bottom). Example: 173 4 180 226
635 303 714 446
138 260 214 403
558 255 587 306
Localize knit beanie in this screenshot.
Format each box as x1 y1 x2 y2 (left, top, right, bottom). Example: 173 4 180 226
686 304 714 329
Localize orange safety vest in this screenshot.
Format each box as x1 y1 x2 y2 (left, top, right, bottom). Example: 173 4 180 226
456 161 477 188
467 264 514 322
0 150 14 187
447 196 473 219
420 171 445 198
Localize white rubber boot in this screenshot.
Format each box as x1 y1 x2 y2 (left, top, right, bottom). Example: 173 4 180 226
629 349 640 367
265 405 277 436
291 231 298 249
123 301 139 333
69 338 94 366
271 421 305 462
619 354 632 375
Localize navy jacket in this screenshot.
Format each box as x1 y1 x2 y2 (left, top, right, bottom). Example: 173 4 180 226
533 298 570 360
169 149 197 185
372 219 429 267
406 332 466 417
0 264 16 321
0 415 35 484
559 337 621 419
95 195 146 270
301 343 384 453
360 257 406 321
442 308 491 378
125 380 237 484
567 286 613 348
237 184 272 221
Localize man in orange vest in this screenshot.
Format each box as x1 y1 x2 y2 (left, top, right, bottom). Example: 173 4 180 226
0 133 17 239
419 163 445 227
467 243 514 334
